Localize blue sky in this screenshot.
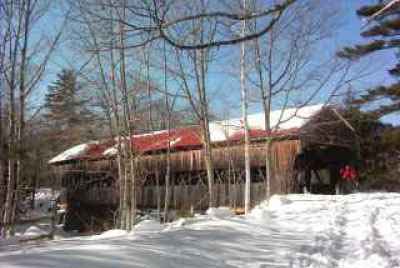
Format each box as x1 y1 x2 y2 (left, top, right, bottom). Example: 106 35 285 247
37 0 399 125
199 0 398 125
341 0 398 125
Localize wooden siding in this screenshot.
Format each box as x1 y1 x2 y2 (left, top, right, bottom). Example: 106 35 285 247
63 139 300 209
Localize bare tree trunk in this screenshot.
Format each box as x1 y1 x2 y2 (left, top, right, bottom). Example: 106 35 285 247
3 0 23 236
30 175 36 209
119 35 131 230
108 12 125 229
254 11 273 200
117 1 136 230
144 46 153 131
172 0 216 209
155 170 160 222
164 149 171 223
110 37 125 229
197 47 215 208
264 28 275 200
122 155 129 229
14 0 32 229
241 0 251 215
175 49 215 209
163 40 171 223
129 156 136 230
117 152 125 229
265 139 272 199
202 119 215 208
0 32 5 232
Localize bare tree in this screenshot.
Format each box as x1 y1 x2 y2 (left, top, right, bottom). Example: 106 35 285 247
69 0 295 51
0 0 65 237
0 1 6 233
68 0 186 228
171 0 218 208
163 40 172 222
245 0 367 198
240 0 251 214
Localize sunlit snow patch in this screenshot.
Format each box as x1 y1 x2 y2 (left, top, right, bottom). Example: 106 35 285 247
206 207 233 219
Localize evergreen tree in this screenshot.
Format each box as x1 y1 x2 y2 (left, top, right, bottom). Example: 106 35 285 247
44 69 96 149
341 102 400 188
338 1 400 117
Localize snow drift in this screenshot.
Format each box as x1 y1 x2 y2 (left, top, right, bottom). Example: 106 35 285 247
1 193 400 268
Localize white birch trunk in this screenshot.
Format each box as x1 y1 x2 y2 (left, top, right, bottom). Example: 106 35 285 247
241 0 251 215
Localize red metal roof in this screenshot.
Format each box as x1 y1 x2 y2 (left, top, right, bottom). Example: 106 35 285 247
50 103 327 164
131 127 202 153
52 126 300 163
71 127 203 162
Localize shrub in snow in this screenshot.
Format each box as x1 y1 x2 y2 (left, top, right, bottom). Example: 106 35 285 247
90 229 129 240
134 220 163 233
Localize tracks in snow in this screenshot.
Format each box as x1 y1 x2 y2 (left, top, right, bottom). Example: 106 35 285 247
284 194 400 268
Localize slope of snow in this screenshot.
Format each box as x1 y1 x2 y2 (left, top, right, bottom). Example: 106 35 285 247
1 193 400 268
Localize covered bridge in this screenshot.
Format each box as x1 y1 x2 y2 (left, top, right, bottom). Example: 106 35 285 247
49 104 358 230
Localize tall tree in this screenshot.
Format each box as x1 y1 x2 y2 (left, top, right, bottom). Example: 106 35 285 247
241 0 251 215
44 69 95 150
247 0 355 198
0 0 65 237
338 0 400 117
172 0 219 209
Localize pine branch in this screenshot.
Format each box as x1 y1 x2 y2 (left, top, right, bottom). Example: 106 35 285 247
337 39 400 59
361 18 400 37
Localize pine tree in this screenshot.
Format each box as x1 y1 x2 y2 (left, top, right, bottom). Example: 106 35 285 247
338 1 400 117
44 69 95 149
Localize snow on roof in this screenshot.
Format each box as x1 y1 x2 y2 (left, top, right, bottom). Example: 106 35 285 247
48 143 94 164
210 104 323 140
103 146 118 157
49 104 324 164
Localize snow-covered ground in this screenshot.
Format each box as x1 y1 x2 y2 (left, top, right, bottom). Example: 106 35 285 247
0 188 65 245
1 193 400 268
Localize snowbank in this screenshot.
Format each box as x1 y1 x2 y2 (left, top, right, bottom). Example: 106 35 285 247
89 229 129 240
206 207 233 219
23 226 49 237
134 220 164 233
2 193 400 268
